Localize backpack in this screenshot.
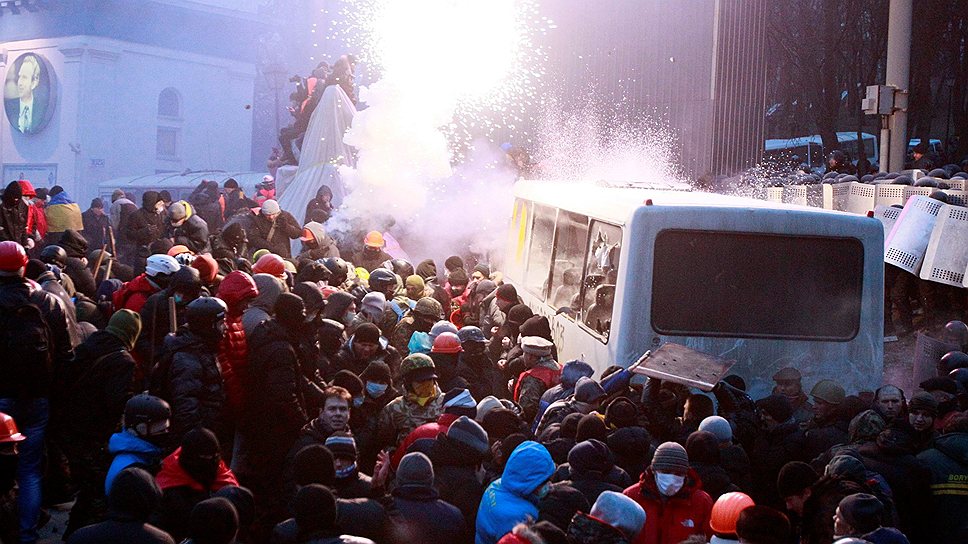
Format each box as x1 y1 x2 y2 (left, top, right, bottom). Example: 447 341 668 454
0 296 53 396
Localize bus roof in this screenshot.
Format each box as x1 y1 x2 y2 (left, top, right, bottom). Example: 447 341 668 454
514 179 857 225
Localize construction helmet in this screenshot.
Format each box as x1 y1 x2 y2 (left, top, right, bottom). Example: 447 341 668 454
39 244 68 268
0 412 26 443
167 245 193 257
363 230 385 248
810 379 846 405
253 253 286 278
709 491 755 535
0 241 28 275
145 254 180 278
400 353 437 381
432 332 463 354
123 393 171 438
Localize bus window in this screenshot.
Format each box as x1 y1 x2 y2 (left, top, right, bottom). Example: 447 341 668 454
582 221 622 339
549 211 588 311
651 230 864 340
525 204 556 300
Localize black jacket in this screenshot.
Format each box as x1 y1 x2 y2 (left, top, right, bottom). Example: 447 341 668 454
917 432 968 542
749 420 804 507
60 229 98 297
0 184 29 245
244 319 310 440
60 330 135 442
81 208 110 251
430 434 486 530
125 207 166 248
153 330 224 443
243 211 301 259
67 466 174 544
382 485 467 544
168 215 210 254
188 184 224 234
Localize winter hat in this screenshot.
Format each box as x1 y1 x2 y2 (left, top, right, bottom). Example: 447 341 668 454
223 178 239 189
824 455 867 481
507 304 534 326
520 315 552 341
444 255 465 272
189 497 238 544
837 493 884 534
213 486 254 530
158 190 172 203
538 485 590 533
447 415 490 457
908 391 938 415
353 322 381 345
361 292 386 319
169 201 188 222
474 279 497 296
575 413 608 442
415 259 437 281
295 484 338 532
448 268 469 286
397 452 434 488
105 309 142 351
574 377 606 403
736 505 791 544
521 335 553 357
361 360 392 384
776 461 818 498
481 408 524 440
590 491 647 540
324 432 357 460
293 444 335 486
608 426 653 469
108 467 162 520
181 428 220 463
405 274 425 291
496 283 517 303
560 360 595 388
604 397 638 428
442 388 477 418
261 199 281 216
473 263 490 278
90 197 104 209
699 416 733 444
111 188 126 202
685 431 721 464
560 412 584 439
651 441 690 473
274 292 306 327
293 282 324 318
476 395 503 423
192 254 218 283
567 439 611 473
755 395 794 423
331 370 363 398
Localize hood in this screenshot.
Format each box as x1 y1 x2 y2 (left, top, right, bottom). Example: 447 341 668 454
250 273 286 312
162 329 207 352
74 330 126 364
933 431 968 464
108 466 162 520
304 221 328 245
416 259 437 281
500 440 555 497
49 190 75 206
155 447 238 491
322 291 355 320
142 191 160 210
218 270 258 308
3 180 23 205
59 228 89 257
18 180 36 198
108 431 163 456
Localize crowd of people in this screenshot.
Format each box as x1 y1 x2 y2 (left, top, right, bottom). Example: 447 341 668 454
0 175 966 544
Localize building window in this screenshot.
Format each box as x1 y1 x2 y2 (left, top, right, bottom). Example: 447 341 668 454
157 127 178 159
158 88 180 118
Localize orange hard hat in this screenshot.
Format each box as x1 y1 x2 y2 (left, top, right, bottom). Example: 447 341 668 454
167 245 192 257
431 332 463 354
363 230 385 248
710 491 755 535
253 253 286 278
0 412 26 443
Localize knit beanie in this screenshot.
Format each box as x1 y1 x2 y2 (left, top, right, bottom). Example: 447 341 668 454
575 413 608 442
685 431 721 464
473 263 490 278
590 490 647 540
481 408 524 440
736 506 791 544
496 283 517 303
442 388 477 418
324 432 357 460
698 416 733 443
755 395 794 424
397 452 434 488
507 304 534 326
169 201 187 222
332 370 363 398
520 315 552 340
476 395 503 423
405 274 425 291
574 377 606 403
567 439 611 473
105 309 142 351
604 397 638 429
776 461 818 498
261 199 281 216
448 268 469 286
447 415 490 457
360 360 392 385
838 493 884 534
560 413 584 440
293 445 335 486
651 441 690 473
908 391 938 416
188 497 238 544
444 255 464 272
353 322 381 345
295 484 338 532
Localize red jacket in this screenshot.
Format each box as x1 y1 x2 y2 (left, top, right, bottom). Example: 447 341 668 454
18 181 47 239
113 274 159 314
156 447 238 492
216 271 258 418
391 412 460 470
622 468 713 544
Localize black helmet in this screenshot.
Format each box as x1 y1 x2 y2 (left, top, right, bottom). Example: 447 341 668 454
457 326 486 344
941 351 968 373
320 257 349 286
943 320 968 347
170 266 202 300
949 368 968 393
185 296 227 340
916 177 939 188
40 245 67 268
384 259 414 279
124 393 171 438
369 268 397 295
928 168 949 179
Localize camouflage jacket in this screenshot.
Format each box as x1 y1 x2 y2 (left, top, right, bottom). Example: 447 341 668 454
376 394 443 450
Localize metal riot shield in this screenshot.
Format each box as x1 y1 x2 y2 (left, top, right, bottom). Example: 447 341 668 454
875 184 906 208
783 184 824 208
872 205 901 240
823 182 851 211
921 204 968 286
913 332 960 387
942 190 968 207
846 182 877 215
903 186 933 203
885 195 943 274
629 343 736 392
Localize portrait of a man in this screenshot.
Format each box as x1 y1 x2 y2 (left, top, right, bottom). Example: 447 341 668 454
4 52 55 135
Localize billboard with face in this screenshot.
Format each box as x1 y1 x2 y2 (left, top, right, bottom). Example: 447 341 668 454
4 52 56 136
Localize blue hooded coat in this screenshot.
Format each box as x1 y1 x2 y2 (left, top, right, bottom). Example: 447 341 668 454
475 441 555 544
104 431 164 494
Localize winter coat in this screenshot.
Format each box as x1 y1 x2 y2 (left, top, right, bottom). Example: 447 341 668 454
67 466 175 544
0 276 74 398
458 349 506 401
26 201 48 240
243 210 302 259
334 469 373 500
330 336 397 379
168 215 210 254
297 221 340 260
153 330 225 443
479 296 505 340
126 207 166 248
799 476 865 544
81 208 110 251
553 464 632 505
241 274 286 337
353 391 396 473
383 484 467 544
800 414 849 462
916 431 968 542
105 431 165 494
188 183 223 233
376 394 443 451
217 272 257 418
269 520 347 544
0 185 30 245
136 290 187 364
622 467 713 544
567 512 630 544
154 447 238 542
110 198 137 230
515 358 561 424
59 330 135 443
536 399 582 437
59 228 98 297
748 420 804 507
430 433 487 529
476 441 556 544
114 274 160 314
352 248 392 273
720 444 752 492
35 269 82 347
856 439 931 542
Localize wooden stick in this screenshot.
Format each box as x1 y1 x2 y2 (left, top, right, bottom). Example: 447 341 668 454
92 243 108 283
168 297 177 334
108 225 117 260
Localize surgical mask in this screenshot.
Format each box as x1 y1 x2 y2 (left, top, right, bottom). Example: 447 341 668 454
366 381 388 398
335 462 357 479
655 472 685 497
353 396 364 408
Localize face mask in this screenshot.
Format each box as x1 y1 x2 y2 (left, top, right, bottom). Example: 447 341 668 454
343 311 355 325
353 396 364 408
335 462 357 479
366 381 388 398
655 472 685 497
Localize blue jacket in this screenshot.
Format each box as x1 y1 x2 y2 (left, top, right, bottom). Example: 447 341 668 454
475 441 555 544
104 431 164 494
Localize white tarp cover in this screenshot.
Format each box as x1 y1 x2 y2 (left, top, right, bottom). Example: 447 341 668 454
885 195 943 274
921 204 968 287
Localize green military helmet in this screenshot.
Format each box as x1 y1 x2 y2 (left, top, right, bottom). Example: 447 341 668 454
810 379 845 405
413 296 443 320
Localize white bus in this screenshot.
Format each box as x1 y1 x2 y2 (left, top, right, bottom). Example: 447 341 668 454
504 180 885 397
